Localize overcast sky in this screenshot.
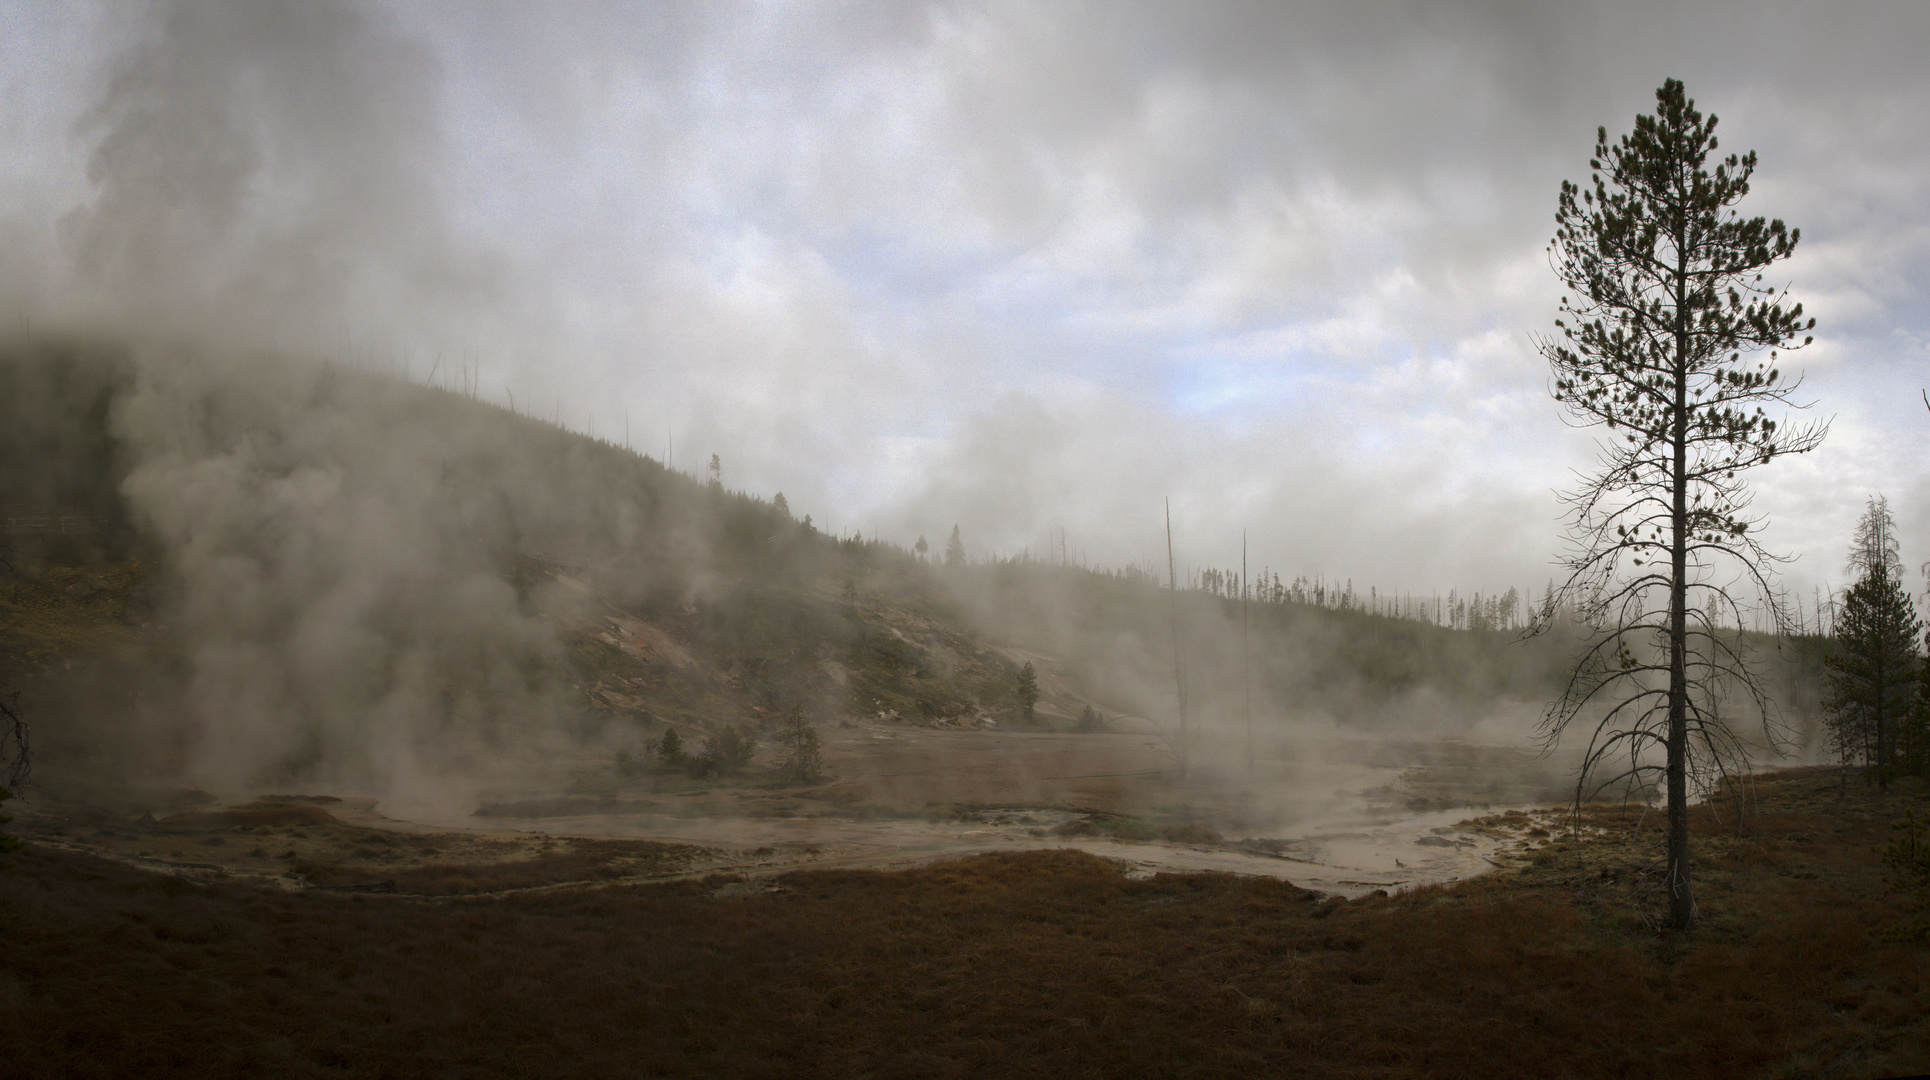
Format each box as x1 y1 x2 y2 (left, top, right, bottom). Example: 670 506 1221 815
3 1 1927 609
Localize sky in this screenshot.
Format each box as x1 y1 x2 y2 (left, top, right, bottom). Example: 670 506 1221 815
2 0 1927 611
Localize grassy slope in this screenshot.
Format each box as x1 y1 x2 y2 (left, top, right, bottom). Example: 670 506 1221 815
962 556 1582 720
0 768 1924 1079
0 343 1039 783
6 338 1794 791
950 555 1828 752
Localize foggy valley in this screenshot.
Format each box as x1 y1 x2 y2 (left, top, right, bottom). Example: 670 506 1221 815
1 2 1926 1077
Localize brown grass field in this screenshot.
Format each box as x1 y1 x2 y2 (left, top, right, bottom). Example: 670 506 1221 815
1 767 1925 1080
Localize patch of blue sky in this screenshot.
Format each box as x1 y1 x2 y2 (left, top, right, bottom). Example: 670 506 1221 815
809 229 1010 308
1161 352 1338 420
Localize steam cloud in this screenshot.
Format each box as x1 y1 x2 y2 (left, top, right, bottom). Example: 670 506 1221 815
0 0 1910 796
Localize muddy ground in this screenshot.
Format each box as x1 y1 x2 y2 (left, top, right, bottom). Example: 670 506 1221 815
2 765 1924 1080
10 719 1584 898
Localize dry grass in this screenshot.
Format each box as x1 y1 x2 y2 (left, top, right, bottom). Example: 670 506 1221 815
15 795 712 900
293 836 698 897
0 769 1925 1079
0 558 151 672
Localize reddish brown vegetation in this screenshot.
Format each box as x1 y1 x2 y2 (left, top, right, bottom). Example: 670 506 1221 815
169 800 341 829
293 837 696 897
0 769 1924 1079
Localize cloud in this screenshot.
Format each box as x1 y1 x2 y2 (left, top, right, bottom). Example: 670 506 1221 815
4 0 1928 603
50 0 498 351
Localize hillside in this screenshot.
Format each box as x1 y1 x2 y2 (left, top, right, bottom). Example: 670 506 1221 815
2 342 1056 792
1 339 1829 805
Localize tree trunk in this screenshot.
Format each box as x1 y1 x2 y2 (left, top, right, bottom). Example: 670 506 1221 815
1875 650 1888 789
1666 230 1696 931
1166 499 1187 781
1242 530 1251 780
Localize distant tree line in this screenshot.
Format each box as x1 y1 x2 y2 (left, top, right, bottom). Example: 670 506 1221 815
913 527 1848 640
1193 568 1529 632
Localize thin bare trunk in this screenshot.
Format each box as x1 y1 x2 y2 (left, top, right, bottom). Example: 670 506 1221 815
1166 499 1187 780
1666 225 1696 930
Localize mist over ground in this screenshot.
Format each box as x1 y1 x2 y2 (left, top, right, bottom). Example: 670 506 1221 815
0 2 1885 817
2 336 1832 821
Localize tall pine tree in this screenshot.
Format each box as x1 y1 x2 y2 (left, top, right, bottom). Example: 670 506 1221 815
1825 497 1921 786
1015 661 1039 724
1534 80 1825 929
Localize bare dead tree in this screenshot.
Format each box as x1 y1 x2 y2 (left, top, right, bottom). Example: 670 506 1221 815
1533 80 1825 930
1243 528 1252 780
1165 498 1188 780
